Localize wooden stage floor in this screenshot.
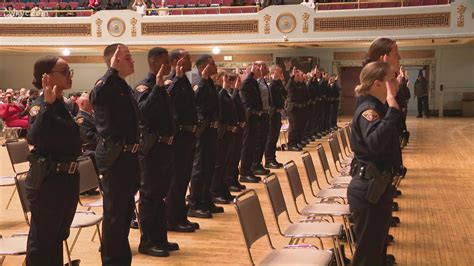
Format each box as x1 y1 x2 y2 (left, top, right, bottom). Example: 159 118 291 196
1 117 473 265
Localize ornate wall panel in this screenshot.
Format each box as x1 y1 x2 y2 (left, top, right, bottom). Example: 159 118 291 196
314 13 451 32
0 24 91 36
141 20 258 35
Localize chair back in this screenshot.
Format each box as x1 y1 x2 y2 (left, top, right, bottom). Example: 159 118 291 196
338 128 350 155
328 135 342 168
263 174 292 234
6 139 30 174
283 161 305 200
14 175 31 225
301 151 322 192
234 189 273 265
78 157 100 194
316 144 334 185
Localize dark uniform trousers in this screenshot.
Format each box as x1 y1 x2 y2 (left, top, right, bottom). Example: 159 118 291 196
189 127 218 209
288 106 306 146
166 131 196 224
98 149 140 266
347 175 393 266
253 113 270 167
304 103 315 139
139 143 174 247
321 99 329 133
264 111 281 163
417 95 429 117
211 130 234 197
330 100 339 128
239 114 261 176
225 128 243 186
26 173 79 266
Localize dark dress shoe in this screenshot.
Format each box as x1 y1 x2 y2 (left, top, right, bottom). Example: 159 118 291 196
240 175 261 183
228 185 242 192
160 242 179 251
392 202 399 211
130 219 139 229
296 143 303 149
387 234 394 242
206 202 224 213
187 208 213 218
64 259 81 266
212 196 231 204
396 189 402 196
265 161 283 169
237 182 246 190
287 145 302 151
185 220 200 230
168 223 195 232
80 188 100 196
252 168 270 175
386 254 396 265
392 216 400 223
138 245 169 257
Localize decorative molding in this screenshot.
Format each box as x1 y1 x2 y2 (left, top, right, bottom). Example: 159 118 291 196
302 13 310 33
107 17 126 37
142 20 259 35
334 50 435 61
314 13 450 32
0 24 91 37
263 14 271 34
456 5 466 27
130 17 138 37
276 13 297 34
95 18 103 37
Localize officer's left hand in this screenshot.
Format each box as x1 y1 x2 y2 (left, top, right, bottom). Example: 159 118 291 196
156 64 165 87
176 58 185 78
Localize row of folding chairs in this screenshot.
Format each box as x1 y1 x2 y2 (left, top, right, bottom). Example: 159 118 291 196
233 125 357 265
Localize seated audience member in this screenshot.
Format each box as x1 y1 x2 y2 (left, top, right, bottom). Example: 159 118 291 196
65 4 77 17
0 92 29 129
149 3 158 15
88 0 101 10
30 5 44 17
301 0 315 9
66 92 80 116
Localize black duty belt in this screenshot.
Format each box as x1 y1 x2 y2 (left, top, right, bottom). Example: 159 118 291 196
157 136 174 145
209 121 219 128
54 161 78 174
250 110 263 116
294 103 306 108
179 125 197 133
226 125 239 133
261 110 270 115
123 143 140 153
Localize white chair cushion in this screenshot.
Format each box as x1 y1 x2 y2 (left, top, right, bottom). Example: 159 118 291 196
0 235 27 255
71 212 103 228
260 248 332 266
302 203 350 216
283 222 342 238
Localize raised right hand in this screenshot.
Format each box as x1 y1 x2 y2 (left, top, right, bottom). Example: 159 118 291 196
156 64 165 87
176 58 185 78
42 73 57 104
110 46 122 71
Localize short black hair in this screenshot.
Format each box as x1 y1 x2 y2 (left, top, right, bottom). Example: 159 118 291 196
148 47 168 59
195 54 212 69
169 49 184 62
32 56 60 90
103 43 125 65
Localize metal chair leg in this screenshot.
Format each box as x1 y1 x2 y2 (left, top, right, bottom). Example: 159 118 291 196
5 186 16 210
69 228 82 253
64 240 72 266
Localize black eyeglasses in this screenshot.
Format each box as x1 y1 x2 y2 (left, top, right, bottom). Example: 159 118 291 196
50 69 74 78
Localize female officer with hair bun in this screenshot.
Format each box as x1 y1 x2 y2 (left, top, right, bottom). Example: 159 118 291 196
26 56 81 265
347 61 401 266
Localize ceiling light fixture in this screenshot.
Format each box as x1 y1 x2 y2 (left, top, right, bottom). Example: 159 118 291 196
62 48 71 56
212 47 221 55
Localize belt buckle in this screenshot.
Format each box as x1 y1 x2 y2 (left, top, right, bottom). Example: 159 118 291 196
192 125 197 133
68 162 78 174
131 143 139 153
167 136 174 145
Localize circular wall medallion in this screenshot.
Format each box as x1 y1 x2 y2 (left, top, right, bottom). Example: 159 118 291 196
107 17 126 37
276 13 297 34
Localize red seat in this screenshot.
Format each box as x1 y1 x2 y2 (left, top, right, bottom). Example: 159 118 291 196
380 2 395 8
210 0 221 6
176 0 186 7
222 0 232 5
219 7 231 13
366 3 381 8
244 0 254 5
206 8 218 14
437 0 449 4
317 5 330 10
423 0 437 5
329 4 343 10
193 9 206 14
25 3 34 9
38 2 47 9
229 7 241 13
167 0 177 7
199 0 210 6
14 3 25 10
341 3 356 9
406 0 422 6
69 2 78 9
182 9 194 14
188 0 199 6
241 6 256 13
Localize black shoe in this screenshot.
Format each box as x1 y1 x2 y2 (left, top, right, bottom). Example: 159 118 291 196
187 208 213 218
252 168 270 176
138 245 169 257
392 203 399 212
386 254 396 265
206 202 224 213
80 188 100 196
396 190 402 196
297 143 304 149
392 216 400 224
387 234 394 243
212 196 231 204
228 185 242 192
168 222 195 232
236 182 246 190
64 259 81 266
160 242 179 251
287 145 302 151
185 220 200 230
316 133 322 139
130 219 139 229
240 175 261 183
265 161 283 169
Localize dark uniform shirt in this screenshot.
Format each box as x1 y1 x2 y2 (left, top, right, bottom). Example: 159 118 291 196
27 95 81 162
231 89 246 124
396 77 410 110
134 72 175 136
329 83 340 101
166 71 198 127
239 73 263 115
350 94 401 172
75 110 99 151
218 88 239 126
90 68 139 144
194 77 218 123
287 78 308 105
269 79 286 110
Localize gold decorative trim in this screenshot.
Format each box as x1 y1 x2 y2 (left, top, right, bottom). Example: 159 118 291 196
314 13 450 32
302 13 310 33
130 18 138 37
107 17 126 37
142 20 258 35
276 13 297 34
0 24 91 37
456 5 466 27
95 18 103 37
263 14 271 34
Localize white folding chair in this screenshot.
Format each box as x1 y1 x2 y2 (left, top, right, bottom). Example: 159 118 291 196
0 234 28 265
5 139 30 209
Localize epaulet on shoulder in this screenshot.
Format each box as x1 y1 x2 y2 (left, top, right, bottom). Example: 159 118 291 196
135 84 149 93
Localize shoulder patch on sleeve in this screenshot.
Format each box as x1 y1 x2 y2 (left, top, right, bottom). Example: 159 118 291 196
76 117 84 124
135 85 149 93
362 109 380 122
164 79 173 86
29 105 41 117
